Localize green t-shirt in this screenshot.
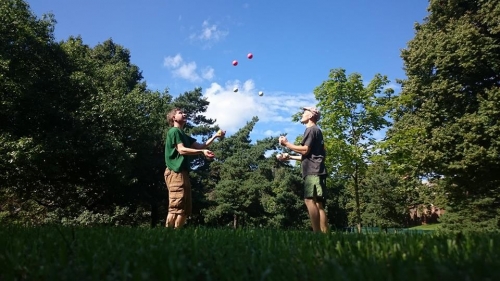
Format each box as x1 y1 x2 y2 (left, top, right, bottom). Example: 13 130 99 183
165 127 196 172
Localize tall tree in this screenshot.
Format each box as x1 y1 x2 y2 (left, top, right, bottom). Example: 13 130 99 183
203 117 277 228
0 0 153 224
313 68 394 232
263 157 309 229
0 0 81 223
386 0 500 231
361 161 409 229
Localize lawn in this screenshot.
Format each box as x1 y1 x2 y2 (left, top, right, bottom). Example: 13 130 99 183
1 226 498 280
409 223 441 231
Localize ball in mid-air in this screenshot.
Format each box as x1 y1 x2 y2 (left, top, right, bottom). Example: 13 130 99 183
232 60 238 66
247 53 253 59
233 87 238 92
258 91 264 96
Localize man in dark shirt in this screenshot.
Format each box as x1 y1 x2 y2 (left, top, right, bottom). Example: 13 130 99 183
278 107 328 233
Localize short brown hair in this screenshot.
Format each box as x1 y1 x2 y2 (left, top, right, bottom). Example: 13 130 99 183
166 108 182 126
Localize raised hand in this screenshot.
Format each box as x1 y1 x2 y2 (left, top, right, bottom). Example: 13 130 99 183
215 129 226 138
279 136 288 146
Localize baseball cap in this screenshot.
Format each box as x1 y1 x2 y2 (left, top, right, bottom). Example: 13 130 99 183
302 106 321 120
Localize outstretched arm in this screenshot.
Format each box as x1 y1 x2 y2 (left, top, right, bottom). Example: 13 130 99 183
276 153 302 161
288 155 302 161
191 135 217 149
191 130 226 149
176 143 213 158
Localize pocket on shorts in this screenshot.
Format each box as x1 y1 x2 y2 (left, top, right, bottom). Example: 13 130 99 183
164 168 172 177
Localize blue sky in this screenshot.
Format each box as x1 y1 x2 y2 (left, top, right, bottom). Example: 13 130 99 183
28 0 430 142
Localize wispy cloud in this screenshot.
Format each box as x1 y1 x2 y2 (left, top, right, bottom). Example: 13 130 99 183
163 54 182 68
203 80 316 133
201 67 215 80
163 54 215 83
190 20 228 48
264 129 282 137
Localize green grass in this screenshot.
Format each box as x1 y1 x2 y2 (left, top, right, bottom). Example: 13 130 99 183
1 226 499 280
408 223 441 231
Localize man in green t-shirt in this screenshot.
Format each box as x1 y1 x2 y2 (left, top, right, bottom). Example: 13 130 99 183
277 106 329 233
164 108 225 228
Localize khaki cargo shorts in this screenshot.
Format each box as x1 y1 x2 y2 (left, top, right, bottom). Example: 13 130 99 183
164 168 192 216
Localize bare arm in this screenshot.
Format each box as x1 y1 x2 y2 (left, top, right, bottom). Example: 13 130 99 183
176 142 212 157
284 142 309 156
191 135 217 149
276 153 302 161
190 130 226 149
288 155 302 161
279 136 310 155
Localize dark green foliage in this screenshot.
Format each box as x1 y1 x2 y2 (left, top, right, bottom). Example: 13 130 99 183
205 117 300 227
387 0 500 231
361 162 409 229
324 177 349 230
264 163 309 229
0 0 171 226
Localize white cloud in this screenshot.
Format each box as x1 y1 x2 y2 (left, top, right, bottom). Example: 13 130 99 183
163 54 214 83
264 129 281 137
203 80 316 133
190 20 228 48
174 61 199 82
201 67 215 80
163 54 182 68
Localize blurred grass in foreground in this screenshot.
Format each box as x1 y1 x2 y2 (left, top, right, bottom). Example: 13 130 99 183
1 226 498 280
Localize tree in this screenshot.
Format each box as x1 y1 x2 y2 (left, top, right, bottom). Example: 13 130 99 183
361 161 409 229
313 68 394 232
386 0 500 231
203 117 278 228
0 0 81 223
0 0 164 225
263 156 309 230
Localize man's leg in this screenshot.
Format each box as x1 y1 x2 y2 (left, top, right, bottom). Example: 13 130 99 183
173 171 191 229
175 214 187 228
304 175 321 232
304 199 321 232
166 213 176 228
165 168 189 229
316 201 328 233
165 168 177 228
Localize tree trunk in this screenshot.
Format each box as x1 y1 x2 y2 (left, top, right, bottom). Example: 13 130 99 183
354 164 362 233
233 214 237 229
